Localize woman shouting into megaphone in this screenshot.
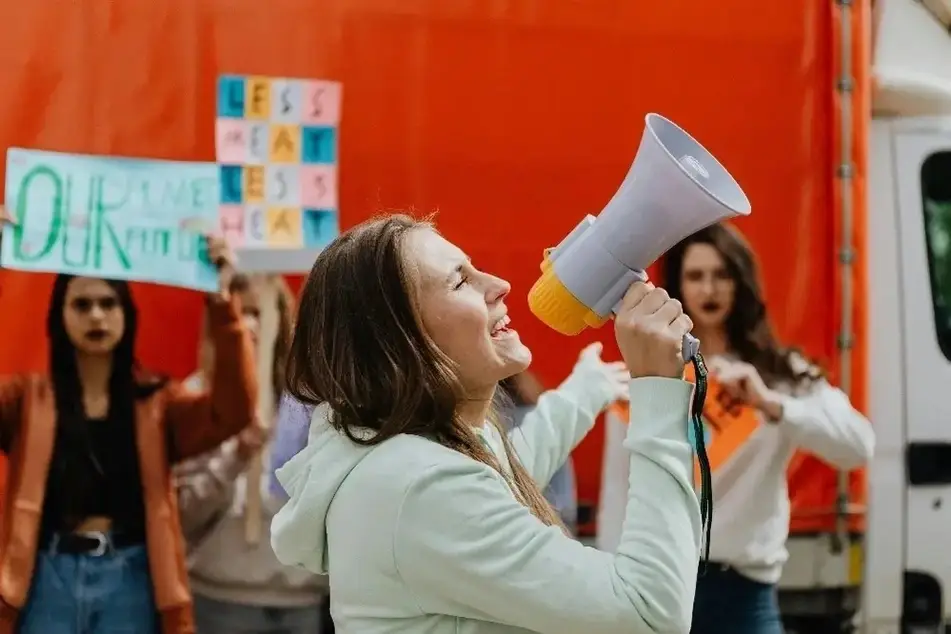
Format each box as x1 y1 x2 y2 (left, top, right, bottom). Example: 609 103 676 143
269 214 704 634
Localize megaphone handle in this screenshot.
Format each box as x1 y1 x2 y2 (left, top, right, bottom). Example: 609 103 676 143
609 269 700 363
683 333 700 363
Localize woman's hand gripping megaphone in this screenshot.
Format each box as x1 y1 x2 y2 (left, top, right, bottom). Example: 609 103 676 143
614 281 693 379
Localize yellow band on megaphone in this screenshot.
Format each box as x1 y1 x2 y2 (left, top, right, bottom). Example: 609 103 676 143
528 249 610 336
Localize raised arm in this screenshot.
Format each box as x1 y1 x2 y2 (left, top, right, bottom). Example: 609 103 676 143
396 378 702 634
510 343 628 486
0 212 25 453
774 381 875 469
711 357 875 470
165 295 257 462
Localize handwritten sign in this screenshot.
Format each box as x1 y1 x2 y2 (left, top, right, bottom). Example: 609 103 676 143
216 74 342 271
2 148 220 291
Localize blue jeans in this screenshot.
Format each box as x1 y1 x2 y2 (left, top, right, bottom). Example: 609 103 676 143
691 564 784 634
18 544 157 634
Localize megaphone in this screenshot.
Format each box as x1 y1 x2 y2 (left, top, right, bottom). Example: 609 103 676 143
528 113 751 361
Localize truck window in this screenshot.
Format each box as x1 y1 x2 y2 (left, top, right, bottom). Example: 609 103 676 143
922 151 951 360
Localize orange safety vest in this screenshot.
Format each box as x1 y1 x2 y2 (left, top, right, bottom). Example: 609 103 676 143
607 365 762 485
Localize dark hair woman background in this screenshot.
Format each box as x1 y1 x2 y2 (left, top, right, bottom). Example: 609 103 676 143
269 214 703 634
0 236 257 634
662 223 874 634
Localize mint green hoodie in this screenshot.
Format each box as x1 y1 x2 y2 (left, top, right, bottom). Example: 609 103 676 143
271 374 702 634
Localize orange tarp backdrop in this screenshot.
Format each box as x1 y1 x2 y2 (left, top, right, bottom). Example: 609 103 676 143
0 0 867 533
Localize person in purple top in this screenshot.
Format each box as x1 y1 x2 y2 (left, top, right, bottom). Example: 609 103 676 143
269 394 316 499
269 394 335 632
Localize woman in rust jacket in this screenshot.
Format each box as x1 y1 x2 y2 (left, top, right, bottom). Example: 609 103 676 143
0 236 257 634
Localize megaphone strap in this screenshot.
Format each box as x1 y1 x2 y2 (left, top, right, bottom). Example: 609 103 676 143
690 352 714 571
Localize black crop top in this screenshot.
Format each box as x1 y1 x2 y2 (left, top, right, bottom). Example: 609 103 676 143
40 415 147 543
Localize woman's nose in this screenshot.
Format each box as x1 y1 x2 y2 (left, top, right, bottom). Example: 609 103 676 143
486 276 511 303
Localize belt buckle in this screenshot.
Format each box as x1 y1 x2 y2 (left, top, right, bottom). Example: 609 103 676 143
77 531 110 557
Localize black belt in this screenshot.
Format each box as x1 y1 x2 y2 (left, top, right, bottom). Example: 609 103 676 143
44 531 143 556
699 561 735 576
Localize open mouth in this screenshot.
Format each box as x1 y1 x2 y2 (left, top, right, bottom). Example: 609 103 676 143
490 314 513 339
85 329 107 341
700 301 721 313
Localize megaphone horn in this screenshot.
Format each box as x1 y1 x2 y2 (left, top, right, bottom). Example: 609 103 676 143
528 113 751 361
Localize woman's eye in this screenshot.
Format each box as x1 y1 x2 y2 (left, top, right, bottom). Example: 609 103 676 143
453 277 469 290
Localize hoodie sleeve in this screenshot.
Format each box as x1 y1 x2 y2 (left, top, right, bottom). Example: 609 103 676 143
394 378 702 634
509 362 622 487
778 381 875 470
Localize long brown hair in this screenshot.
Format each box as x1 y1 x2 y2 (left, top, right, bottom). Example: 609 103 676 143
286 214 564 528
663 223 822 387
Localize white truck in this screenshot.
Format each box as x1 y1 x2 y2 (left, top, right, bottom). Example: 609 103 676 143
786 0 951 632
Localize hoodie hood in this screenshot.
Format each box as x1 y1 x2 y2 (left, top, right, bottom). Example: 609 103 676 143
270 403 378 575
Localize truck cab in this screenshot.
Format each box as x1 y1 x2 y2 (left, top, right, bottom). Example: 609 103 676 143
861 0 951 629
784 0 951 632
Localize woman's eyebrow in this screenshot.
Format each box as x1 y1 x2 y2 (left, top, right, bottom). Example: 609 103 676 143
445 263 464 284
444 257 472 283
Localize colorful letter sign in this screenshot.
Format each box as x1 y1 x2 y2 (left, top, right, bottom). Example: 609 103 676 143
2 148 220 291
216 74 341 270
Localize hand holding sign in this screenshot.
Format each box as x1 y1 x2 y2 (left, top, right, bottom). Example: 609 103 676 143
0 205 17 230
205 234 237 300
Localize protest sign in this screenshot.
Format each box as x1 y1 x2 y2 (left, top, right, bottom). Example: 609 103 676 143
216 74 342 272
2 149 220 291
